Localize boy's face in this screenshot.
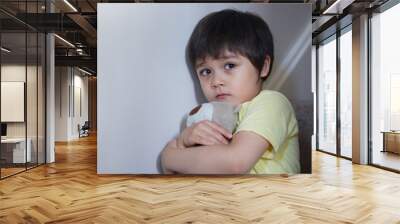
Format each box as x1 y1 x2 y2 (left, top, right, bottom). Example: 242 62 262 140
195 50 270 106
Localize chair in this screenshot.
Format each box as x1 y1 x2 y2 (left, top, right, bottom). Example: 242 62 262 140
79 121 90 138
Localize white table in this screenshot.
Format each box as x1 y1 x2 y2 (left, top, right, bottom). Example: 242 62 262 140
1 138 32 163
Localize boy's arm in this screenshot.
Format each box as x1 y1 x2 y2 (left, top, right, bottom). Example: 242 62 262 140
161 131 269 174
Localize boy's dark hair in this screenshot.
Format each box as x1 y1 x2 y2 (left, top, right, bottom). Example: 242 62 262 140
187 9 274 81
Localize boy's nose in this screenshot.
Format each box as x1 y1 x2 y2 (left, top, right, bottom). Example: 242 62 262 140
211 74 224 88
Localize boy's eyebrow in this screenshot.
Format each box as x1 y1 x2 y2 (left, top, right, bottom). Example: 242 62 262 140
218 55 238 60
195 54 238 68
195 60 205 68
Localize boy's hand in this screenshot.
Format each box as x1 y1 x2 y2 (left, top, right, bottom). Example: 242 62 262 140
161 140 178 174
177 120 232 148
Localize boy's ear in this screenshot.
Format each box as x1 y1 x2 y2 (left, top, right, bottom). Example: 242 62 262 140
260 56 271 79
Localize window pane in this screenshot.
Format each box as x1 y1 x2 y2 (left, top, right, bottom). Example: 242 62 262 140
371 3 400 171
27 31 38 169
318 37 337 154
38 32 46 165
340 29 352 158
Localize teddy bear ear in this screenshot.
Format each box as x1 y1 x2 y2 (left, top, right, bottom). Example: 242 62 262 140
189 105 202 115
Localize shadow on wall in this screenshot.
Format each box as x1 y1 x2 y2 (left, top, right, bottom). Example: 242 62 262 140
156 42 213 174
294 101 313 173
156 116 188 173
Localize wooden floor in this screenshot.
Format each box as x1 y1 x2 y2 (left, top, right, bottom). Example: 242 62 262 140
1 134 400 223
0 167 26 178
372 150 400 171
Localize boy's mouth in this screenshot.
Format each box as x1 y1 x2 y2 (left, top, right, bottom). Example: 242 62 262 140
216 93 231 100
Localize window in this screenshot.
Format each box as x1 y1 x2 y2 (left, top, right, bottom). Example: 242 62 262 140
318 36 337 154
370 2 400 171
340 28 352 158
0 1 47 179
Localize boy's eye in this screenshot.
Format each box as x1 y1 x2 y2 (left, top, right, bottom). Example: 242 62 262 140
224 63 235 70
198 68 212 76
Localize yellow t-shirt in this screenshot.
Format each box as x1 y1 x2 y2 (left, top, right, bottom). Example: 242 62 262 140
233 90 300 174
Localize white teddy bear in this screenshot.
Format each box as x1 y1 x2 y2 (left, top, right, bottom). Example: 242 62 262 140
186 102 240 133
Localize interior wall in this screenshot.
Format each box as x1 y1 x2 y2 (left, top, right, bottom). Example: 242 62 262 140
55 66 89 141
88 77 97 131
55 66 69 141
72 71 89 137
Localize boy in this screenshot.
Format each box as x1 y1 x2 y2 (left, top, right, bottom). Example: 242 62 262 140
161 9 300 174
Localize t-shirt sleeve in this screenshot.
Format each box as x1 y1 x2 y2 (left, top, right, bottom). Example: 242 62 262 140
234 93 293 152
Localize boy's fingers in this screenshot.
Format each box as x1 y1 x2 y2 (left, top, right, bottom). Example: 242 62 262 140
208 121 232 138
198 134 217 146
197 130 224 145
207 131 229 145
206 121 233 139
215 133 229 144
211 134 228 144
198 131 227 146
196 132 214 146
210 130 229 144
201 124 229 144
210 136 227 145
192 121 230 146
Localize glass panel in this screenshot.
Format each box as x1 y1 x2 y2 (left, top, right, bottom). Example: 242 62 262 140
312 45 317 150
38 32 45 165
27 31 38 169
0 1 46 179
371 3 400 171
340 29 352 158
1 31 27 178
318 36 337 154
28 0 39 170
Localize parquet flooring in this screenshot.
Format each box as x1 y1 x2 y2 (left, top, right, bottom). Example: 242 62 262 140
1 167 25 178
1 134 400 223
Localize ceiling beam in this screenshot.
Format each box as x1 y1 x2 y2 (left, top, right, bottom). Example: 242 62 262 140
55 55 96 69
67 13 97 45
322 0 356 14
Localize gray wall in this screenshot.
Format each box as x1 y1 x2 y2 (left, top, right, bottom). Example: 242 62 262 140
98 3 312 174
